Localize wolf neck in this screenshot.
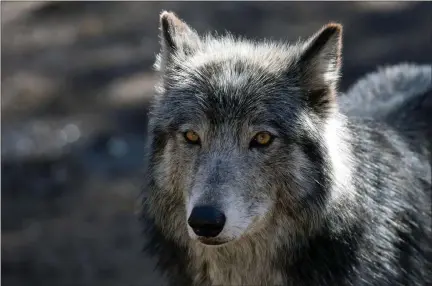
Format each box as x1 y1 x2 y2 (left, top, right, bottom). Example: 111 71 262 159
188 231 285 285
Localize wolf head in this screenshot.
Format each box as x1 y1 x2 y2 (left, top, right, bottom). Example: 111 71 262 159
146 11 352 247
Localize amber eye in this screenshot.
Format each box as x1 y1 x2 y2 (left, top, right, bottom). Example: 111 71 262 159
184 130 201 145
250 131 274 148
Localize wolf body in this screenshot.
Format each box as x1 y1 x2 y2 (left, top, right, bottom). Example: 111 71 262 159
141 11 432 286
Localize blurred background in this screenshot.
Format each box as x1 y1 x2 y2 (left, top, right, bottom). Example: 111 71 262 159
1 1 431 286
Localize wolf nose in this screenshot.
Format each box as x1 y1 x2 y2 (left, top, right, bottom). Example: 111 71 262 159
188 206 226 238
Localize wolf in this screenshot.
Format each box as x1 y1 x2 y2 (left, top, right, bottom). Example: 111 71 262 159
141 11 432 286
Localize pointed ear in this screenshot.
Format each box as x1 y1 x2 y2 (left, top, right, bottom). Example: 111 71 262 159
156 11 201 72
298 23 343 116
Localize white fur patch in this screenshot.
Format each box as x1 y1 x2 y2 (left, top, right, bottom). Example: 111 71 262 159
323 113 355 202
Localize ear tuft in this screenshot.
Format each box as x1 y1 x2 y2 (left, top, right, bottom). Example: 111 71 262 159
160 11 177 50
300 23 343 86
156 11 201 72
304 22 342 57
159 11 191 51
298 23 343 116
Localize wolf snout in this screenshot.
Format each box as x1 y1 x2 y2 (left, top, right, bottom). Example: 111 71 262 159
187 206 226 238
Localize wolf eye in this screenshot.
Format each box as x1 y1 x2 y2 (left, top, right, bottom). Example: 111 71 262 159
184 130 201 145
250 131 274 148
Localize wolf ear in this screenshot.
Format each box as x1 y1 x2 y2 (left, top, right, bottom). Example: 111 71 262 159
156 11 201 72
298 23 343 115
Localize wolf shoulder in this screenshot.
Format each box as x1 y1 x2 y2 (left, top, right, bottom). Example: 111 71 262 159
341 63 432 180
339 63 432 120
340 62 432 209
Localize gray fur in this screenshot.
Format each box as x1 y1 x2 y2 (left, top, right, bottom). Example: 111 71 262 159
340 63 432 119
141 11 432 286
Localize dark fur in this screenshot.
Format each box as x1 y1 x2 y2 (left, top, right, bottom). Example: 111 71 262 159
141 11 432 286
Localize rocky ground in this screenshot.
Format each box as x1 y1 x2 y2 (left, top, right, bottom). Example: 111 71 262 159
1 2 431 286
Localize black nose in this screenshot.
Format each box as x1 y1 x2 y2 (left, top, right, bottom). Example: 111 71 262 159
188 206 226 238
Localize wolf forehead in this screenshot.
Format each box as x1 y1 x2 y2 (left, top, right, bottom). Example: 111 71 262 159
169 38 303 83
152 11 343 131
159 36 305 95
153 40 307 129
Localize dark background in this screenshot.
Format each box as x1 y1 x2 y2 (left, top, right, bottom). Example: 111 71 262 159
1 2 431 286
